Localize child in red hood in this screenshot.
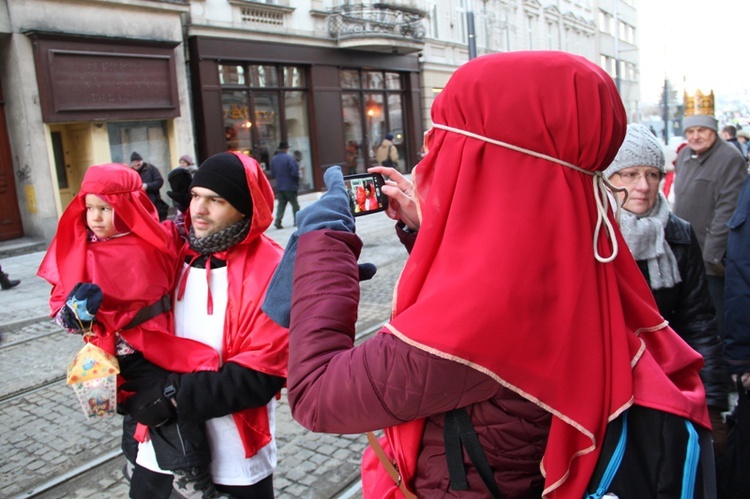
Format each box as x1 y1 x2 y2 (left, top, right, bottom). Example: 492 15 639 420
38 163 226 499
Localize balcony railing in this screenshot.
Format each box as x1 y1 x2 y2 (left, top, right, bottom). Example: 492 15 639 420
327 3 426 43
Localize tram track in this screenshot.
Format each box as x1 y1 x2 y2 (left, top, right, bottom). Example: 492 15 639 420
7 323 385 499
15 449 125 499
0 326 58 350
0 373 66 404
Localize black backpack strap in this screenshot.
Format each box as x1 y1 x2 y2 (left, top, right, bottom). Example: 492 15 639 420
444 407 502 498
444 409 468 490
121 294 172 330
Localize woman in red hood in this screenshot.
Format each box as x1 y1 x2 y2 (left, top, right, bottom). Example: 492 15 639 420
286 51 711 498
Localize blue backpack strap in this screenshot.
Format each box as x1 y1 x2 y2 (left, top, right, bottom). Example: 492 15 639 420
586 410 629 499
681 420 700 499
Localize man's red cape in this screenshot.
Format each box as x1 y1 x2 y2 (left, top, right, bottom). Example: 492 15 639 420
176 152 288 457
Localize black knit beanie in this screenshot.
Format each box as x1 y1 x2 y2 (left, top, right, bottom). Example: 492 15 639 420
190 153 252 216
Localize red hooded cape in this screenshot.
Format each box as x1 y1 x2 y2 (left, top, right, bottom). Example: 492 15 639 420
37 163 218 373
176 152 288 457
372 52 709 498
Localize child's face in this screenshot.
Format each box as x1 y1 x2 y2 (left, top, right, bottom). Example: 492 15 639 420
85 194 116 238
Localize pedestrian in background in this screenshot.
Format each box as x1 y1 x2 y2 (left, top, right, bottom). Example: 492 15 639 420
0 263 20 290
375 132 399 169
282 52 710 498
605 123 729 455
737 129 750 153
673 115 747 338
722 125 748 162
130 151 169 222
178 154 197 174
269 140 300 229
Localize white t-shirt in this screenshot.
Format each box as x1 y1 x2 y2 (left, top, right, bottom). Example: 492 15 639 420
136 263 276 485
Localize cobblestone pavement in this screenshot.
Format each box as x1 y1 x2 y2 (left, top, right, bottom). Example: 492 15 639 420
0 192 408 498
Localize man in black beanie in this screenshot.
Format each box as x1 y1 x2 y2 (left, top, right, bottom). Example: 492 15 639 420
130 151 169 221
122 152 287 499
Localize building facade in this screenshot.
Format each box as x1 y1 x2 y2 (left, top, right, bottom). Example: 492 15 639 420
0 0 196 243
0 0 639 245
595 0 639 123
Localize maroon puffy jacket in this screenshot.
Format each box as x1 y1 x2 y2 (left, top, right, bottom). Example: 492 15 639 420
287 229 551 497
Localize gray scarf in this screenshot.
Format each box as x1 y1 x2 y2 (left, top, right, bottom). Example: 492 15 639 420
618 192 681 290
188 217 250 255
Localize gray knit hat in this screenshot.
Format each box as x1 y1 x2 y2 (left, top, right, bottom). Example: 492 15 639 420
604 123 665 178
683 115 718 133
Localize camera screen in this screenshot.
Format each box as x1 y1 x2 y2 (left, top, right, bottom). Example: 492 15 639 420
344 175 385 216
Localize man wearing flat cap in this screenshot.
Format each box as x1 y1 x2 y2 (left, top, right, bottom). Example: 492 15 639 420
673 113 747 338
130 151 169 221
122 151 288 498
269 140 300 229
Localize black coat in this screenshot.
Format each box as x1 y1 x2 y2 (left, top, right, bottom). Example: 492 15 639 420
136 162 168 220
636 213 729 410
725 176 750 375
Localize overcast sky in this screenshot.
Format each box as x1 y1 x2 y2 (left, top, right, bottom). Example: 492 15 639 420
637 0 749 105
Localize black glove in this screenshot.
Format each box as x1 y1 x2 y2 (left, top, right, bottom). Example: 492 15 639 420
167 167 193 213
120 374 180 427
118 351 172 381
60 282 103 333
358 262 377 281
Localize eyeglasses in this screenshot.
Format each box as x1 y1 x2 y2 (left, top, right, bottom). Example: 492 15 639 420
615 171 663 185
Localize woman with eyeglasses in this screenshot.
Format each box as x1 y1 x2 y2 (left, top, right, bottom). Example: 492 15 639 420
605 123 729 456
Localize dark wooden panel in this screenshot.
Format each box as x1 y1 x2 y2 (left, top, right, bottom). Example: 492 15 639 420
48 50 176 112
0 81 24 240
30 34 180 122
310 65 346 188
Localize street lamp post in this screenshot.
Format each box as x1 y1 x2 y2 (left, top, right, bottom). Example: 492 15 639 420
613 0 620 92
467 0 477 60
662 79 670 144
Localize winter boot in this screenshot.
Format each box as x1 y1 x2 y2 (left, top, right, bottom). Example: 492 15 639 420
0 271 19 290
172 466 233 499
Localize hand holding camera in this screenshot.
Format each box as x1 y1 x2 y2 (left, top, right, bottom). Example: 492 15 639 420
366 166 419 231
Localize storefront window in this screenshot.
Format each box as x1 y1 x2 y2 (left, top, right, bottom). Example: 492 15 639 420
252 92 279 170
285 91 313 190
366 94 385 166
385 72 402 90
219 64 245 85
340 69 407 173
363 71 385 90
219 64 313 190
249 65 278 87
283 66 306 88
340 69 360 89
387 93 404 155
222 91 252 156
108 120 170 171
342 92 363 175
